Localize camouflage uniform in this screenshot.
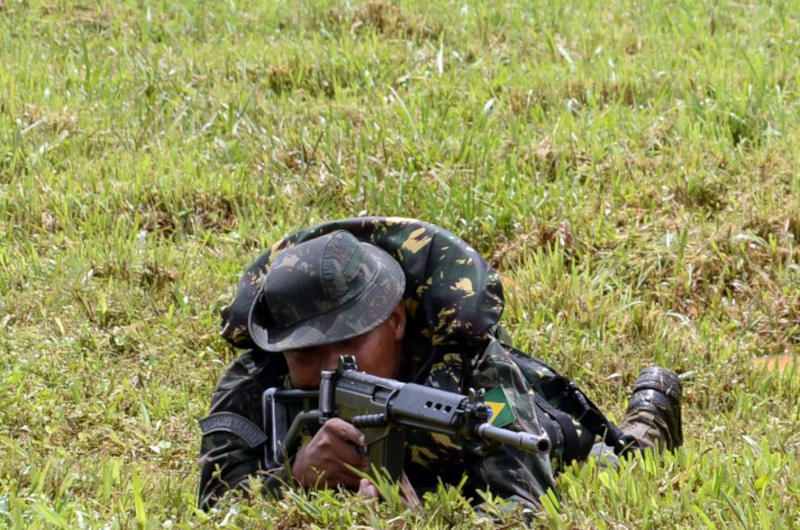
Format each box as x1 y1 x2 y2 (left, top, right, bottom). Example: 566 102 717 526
199 218 623 510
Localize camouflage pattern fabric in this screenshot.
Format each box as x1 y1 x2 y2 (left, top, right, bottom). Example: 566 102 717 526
200 218 664 510
201 218 556 509
248 231 406 352
220 217 504 375
198 332 559 510
494 333 597 467
196 332 608 509
402 334 556 505
198 349 287 509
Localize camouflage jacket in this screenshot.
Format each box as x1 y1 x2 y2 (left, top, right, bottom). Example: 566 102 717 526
199 218 596 510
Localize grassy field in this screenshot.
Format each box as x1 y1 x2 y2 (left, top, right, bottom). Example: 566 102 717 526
1 0 799 527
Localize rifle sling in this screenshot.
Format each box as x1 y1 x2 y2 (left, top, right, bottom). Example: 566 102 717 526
538 376 635 456
534 395 583 462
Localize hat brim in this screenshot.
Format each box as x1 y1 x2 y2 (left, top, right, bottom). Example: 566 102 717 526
247 243 406 352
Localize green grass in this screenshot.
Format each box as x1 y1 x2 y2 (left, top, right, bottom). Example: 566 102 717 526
1 0 798 527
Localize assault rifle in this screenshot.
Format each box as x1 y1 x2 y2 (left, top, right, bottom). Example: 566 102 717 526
262 355 551 480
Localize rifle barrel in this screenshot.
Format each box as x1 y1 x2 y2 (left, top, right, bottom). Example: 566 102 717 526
476 423 551 454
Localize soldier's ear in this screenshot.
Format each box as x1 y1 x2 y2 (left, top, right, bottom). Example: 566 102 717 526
389 300 406 342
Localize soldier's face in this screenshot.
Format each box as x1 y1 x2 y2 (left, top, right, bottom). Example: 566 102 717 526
283 301 406 389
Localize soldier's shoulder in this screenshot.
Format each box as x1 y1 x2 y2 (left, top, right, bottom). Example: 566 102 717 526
210 350 286 413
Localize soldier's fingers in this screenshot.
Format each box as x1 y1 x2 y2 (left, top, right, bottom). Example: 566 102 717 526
321 465 366 489
400 473 422 509
338 473 365 490
353 453 370 471
358 478 379 499
324 418 366 446
321 420 368 464
329 437 370 469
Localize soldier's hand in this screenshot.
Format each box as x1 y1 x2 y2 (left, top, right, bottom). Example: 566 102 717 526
357 473 421 509
291 418 369 489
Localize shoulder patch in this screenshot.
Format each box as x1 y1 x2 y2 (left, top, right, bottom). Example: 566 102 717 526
199 412 268 448
484 386 515 428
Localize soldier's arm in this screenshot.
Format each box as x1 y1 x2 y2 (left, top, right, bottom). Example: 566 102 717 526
465 336 557 509
198 350 285 510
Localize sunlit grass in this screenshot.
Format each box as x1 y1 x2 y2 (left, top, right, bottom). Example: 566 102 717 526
1 0 798 527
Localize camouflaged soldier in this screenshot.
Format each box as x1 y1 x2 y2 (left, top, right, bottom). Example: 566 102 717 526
198 217 683 511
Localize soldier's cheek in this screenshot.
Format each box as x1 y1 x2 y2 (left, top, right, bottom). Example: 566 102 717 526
287 363 322 389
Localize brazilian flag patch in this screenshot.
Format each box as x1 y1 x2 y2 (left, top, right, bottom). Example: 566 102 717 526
484 386 515 427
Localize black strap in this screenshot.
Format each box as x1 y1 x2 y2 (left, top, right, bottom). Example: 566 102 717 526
534 395 583 462
199 412 268 448
539 376 639 456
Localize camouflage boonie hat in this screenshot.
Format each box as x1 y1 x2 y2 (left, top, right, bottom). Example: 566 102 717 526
247 230 406 352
